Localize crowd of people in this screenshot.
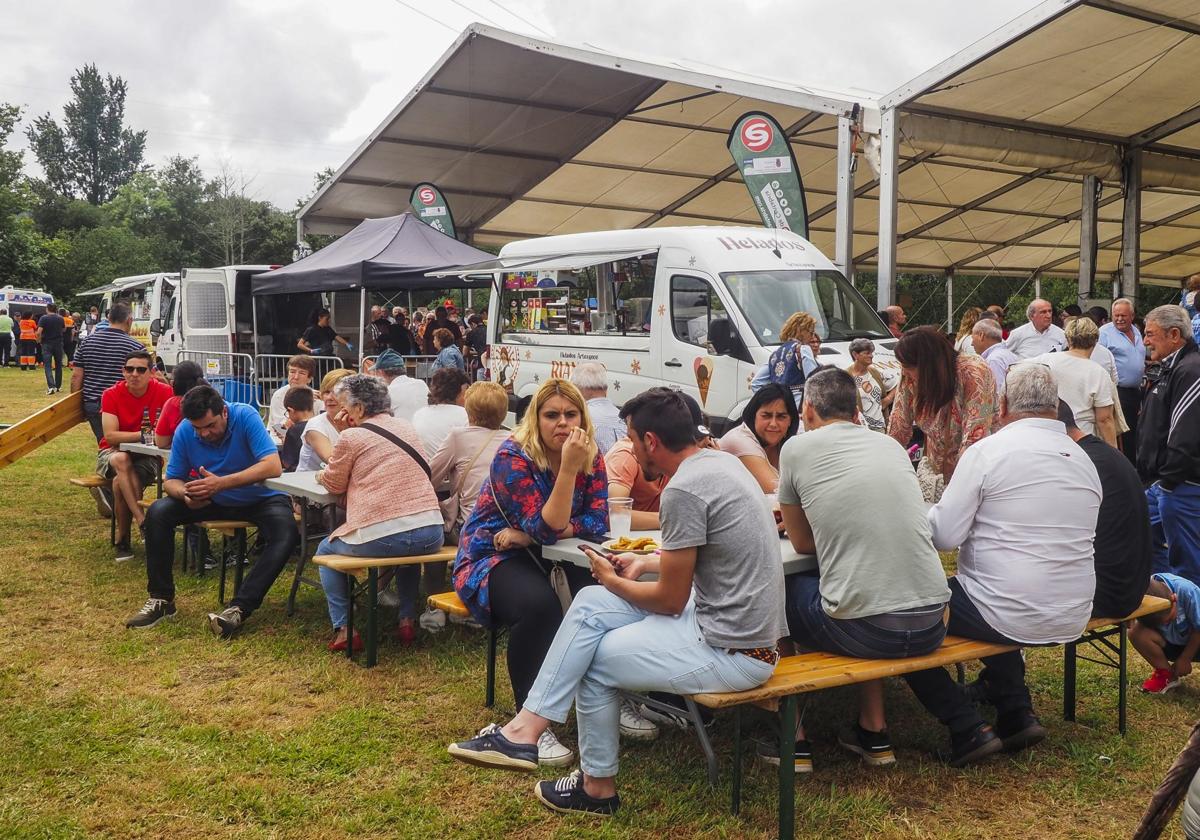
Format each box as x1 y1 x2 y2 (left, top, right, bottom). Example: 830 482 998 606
0 303 86 392
49 284 1200 821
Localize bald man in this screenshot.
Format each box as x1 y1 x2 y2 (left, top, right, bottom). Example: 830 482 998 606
885 305 906 339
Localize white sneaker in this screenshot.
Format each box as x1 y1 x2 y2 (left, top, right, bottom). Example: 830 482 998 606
377 587 400 609
537 728 575 767
619 698 659 741
419 607 447 632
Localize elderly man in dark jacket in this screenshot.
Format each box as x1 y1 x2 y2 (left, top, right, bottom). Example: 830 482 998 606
1139 304 1200 583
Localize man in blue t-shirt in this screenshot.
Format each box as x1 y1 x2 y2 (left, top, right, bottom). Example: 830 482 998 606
124 385 297 638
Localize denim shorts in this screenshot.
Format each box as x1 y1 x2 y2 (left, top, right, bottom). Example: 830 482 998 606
785 572 947 660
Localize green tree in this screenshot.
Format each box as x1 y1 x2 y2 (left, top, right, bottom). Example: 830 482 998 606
25 64 147 205
43 225 157 302
108 156 210 269
0 102 56 286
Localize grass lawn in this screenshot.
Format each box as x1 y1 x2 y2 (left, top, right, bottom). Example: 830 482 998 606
0 366 1192 839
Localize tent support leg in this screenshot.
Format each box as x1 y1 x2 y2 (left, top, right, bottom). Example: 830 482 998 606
358 287 366 370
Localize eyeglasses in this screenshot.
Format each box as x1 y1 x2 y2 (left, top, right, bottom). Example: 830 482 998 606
124 366 150 373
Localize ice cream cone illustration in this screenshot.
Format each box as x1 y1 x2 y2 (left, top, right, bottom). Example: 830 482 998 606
693 357 714 406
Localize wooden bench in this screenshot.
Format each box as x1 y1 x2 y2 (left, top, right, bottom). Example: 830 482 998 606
312 546 458 667
672 594 1170 840
69 475 116 545
428 591 502 707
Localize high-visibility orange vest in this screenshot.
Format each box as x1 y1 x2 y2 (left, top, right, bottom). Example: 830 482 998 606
19 319 37 341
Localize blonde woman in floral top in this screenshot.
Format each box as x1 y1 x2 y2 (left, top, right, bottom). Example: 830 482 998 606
888 327 998 489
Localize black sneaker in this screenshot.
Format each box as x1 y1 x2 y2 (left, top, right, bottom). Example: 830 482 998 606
534 770 620 817
207 606 244 639
756 738 814 774
114 541 135 563
945 722 1003 768
639 691 715 730
447 723 538 772
996 709 1047 753
837 723 896 767
125 598 177 629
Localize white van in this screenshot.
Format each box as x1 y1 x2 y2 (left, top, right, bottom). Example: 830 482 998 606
468 227 895 431
85 272 178 347
153 264 281 367
0 286 54 318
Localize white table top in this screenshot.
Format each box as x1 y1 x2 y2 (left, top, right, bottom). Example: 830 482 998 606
263 470 338 505
119 442 171 459
541 529 817 576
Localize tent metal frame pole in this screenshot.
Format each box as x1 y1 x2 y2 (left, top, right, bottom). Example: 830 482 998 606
251 296 259 358
358 287 367 370
835 113 856 283
408 292 413 314
1035 272 1042 300
877 108 900 309
1079 175 1098 307
1121 149 1142 308
945 269 955 334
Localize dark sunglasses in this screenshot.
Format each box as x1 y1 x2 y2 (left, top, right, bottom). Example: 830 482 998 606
124 365 150 373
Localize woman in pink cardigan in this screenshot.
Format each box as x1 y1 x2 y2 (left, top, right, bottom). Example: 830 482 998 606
315 375 443 651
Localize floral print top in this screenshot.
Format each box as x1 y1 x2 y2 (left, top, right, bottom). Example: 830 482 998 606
887 353 997 480
453 437 609 624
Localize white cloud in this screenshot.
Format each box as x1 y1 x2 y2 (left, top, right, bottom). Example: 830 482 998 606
0 0 1041 207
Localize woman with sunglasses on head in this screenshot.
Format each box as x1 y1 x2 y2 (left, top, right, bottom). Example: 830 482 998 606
453 378 613 768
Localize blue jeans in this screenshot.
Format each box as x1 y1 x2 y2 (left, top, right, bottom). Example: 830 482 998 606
1147 483 1200 581
42 339 63 389
784 572 946 659
316 524 443 629
523 586 775 779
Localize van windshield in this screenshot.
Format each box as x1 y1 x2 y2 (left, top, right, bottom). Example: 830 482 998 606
720 269 890 344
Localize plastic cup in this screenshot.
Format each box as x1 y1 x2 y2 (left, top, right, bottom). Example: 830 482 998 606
608 496 633 537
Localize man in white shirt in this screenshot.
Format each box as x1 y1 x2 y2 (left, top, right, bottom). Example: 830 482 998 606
971 319 1019 398
1004 299 1067 358
570 362 625 455
372 349 428 422
902 363 1102 767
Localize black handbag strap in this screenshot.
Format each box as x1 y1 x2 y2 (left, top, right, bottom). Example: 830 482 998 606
360 422 431 478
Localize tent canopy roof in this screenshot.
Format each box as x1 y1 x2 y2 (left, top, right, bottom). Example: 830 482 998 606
253 212 495 294
302 7 1200 287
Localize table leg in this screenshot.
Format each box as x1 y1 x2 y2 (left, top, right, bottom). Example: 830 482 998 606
366 568 379 668
1063 641 1077 723
345 571 355 662
287 503 310 617
1119 622 1128 736
731 706 742 816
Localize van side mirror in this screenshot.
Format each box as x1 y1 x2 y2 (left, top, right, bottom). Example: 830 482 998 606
709 317 751 362
149 318 162 338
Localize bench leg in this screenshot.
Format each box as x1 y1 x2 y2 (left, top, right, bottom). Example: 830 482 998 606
232 529 247 599
1063 641 1078 723
366 568 379 668
731 706 743 816
1119 621 1128 736
345 572 355 661
217 532 228 605
287 504 309 616
778 694 797 840
485 625 498 707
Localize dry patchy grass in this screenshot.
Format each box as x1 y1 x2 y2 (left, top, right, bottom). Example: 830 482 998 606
0 368 1193 838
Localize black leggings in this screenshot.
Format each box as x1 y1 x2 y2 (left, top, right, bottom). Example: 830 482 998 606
488 552 595 709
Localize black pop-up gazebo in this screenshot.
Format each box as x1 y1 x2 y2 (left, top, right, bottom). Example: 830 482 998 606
251 212 496 363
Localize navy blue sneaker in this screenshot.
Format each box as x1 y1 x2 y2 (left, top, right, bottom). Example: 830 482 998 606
448 723 538 772
535 770 620 817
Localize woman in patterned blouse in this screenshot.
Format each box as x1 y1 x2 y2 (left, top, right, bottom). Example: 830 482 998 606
888 327 998 498
453 378 609 763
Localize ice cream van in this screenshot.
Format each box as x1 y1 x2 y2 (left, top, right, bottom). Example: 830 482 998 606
440 226 897 432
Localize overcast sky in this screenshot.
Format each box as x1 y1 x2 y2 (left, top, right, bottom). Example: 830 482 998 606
0 0 1042 208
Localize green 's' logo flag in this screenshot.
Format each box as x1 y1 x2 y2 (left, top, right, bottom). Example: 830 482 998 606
726 112 808 238
409 183 457 238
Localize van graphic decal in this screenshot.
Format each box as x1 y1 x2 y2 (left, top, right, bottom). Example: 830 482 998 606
693 357 714 406
492 346 521 388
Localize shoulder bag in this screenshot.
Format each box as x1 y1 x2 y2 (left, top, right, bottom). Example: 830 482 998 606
360 422 431 478
489 462 574 615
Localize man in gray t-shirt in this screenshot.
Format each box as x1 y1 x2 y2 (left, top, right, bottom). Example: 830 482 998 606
777 368 950 772
448 388 786 817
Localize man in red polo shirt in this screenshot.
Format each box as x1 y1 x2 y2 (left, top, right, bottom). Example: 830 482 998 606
99 349 172 561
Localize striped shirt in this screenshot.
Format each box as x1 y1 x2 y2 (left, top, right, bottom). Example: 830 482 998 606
73 328 144 405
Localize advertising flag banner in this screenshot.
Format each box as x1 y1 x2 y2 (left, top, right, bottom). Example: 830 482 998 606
409 183 457 238
726 112 808 238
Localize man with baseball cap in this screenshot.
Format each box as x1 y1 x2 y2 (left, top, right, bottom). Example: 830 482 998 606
372 348 428 422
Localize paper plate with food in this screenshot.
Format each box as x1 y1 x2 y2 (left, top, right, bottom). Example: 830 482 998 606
603 535 660 555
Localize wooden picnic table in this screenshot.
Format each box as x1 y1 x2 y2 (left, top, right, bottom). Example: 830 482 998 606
263 470 339 615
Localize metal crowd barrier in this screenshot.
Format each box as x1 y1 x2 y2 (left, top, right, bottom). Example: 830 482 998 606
178 351 260 409
254 354 347 407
